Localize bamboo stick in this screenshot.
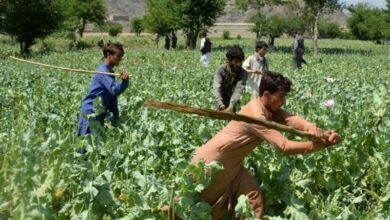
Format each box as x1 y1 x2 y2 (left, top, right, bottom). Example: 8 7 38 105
9 56 130 77
143 100 314 138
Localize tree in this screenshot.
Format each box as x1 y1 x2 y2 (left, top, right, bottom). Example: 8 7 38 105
175 0 226 49
318 20 341 39
263 15 305 36
106 22 123 37
0 0 5 31
235 0 289 38
348 3 390 43
302 0 341 56
144 0 225 49
130 17 144 36
62 0 106 38
0 0 63 55
143 0 180 47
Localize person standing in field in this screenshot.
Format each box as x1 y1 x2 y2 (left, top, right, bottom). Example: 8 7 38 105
164 35 171 50
193 71 341 219
171 32 178 50
292 31 307 69
268 33 275 50
212 45 247 113
243 40 269 99
200 32 212 66
77 42 129 136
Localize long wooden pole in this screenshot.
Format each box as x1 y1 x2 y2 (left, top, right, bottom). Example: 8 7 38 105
9 56 127 77
143 100 313 137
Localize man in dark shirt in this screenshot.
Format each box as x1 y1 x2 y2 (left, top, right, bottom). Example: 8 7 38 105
292 32 307 69
212 45 248 112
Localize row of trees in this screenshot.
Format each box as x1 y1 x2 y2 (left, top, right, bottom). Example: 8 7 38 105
1 0 390 56
0 0 226 53
347 2 390 44
258 15 342 39
0 0 106 55
142 0 226 49
140 0 341 55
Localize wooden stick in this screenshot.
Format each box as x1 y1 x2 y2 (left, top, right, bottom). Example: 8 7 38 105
143 100 313 137
9 56 128 77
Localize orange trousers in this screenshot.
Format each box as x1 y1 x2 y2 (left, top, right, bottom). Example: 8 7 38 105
200 166 264 219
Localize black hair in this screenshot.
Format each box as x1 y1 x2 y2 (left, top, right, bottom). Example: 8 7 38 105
255 40 268 52
103 42 124 58
259 71 292 96
226 45 245 61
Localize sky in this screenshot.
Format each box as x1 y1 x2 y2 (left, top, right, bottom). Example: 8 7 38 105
341 0 387 8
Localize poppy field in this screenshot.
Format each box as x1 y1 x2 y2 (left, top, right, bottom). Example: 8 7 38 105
0 36 389 219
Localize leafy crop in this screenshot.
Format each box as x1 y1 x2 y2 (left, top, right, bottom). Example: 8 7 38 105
0 38 389 219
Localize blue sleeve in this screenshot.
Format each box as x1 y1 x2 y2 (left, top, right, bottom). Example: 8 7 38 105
97 75 129 96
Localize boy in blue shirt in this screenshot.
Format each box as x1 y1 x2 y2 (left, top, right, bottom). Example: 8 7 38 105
77 42 129 136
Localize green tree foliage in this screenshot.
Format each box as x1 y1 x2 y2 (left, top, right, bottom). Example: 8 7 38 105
130 17 144 36
0 0 5 31
263 15 305 36
174 0 226 49
106 22 123 37
235 0 289 38
348 3 390 43
143 0 180 46
61 0 106 38
0 0 63 55
222 30 231 39
144 0 226 49
318 20 341 39
302 0 341 56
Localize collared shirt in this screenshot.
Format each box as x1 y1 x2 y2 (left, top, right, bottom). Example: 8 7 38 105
243 54 268 73
80 63 129 118
212 64 247 109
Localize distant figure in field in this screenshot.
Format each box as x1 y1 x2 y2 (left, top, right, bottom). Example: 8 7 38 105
268 33 275 50
243 40 269 99
171 32 177 50
200 32 212 66
212 45 247 112
292 32 307 69
97 39 104 48
164 35 171 50
77 42 129 136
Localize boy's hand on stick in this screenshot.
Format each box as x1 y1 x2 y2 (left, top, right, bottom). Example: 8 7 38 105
119 72 129 80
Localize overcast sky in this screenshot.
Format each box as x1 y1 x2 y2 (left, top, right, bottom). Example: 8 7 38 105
341 0 387 8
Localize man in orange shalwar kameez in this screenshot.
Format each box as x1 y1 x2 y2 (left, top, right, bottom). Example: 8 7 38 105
192 71 341 219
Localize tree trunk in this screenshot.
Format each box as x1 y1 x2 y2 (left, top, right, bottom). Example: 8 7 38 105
79 18 86 38
313 9 320 57
259 23 263 39
186 30 199 50
256 10 261 39
20 41 32 57
20 42 23 56
155 35 160 48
